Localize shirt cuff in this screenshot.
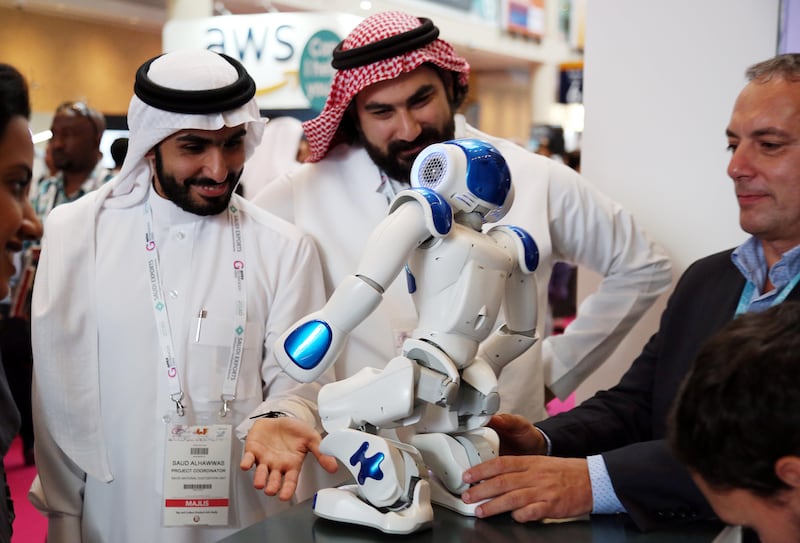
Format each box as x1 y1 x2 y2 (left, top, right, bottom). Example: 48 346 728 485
587 454 627 514
534 425 552 456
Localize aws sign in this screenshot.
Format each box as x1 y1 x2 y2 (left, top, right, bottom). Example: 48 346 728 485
163 13 362 112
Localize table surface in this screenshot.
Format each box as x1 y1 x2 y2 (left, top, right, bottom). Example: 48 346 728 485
219 499 724 543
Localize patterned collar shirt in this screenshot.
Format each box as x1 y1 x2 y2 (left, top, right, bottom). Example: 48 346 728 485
33 161 114 223
13 162 114 317
732 236 800 311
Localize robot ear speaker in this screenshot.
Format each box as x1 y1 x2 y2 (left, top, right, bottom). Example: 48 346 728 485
415 151 448 188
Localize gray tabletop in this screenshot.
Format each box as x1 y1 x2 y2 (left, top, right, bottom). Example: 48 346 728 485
219 499 724 543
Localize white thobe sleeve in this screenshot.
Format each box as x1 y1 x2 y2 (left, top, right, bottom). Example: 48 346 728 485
543 165 672 399
29 377 85 543
251 173 296 222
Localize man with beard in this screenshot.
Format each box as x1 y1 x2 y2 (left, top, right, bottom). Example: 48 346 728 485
252 11 671 426
29 49 336 543
33 100 112 221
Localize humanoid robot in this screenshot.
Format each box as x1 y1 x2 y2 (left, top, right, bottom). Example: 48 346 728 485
275 138 540 534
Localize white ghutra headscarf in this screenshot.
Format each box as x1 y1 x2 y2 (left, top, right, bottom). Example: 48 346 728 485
109 48 265 209
32 49 264 482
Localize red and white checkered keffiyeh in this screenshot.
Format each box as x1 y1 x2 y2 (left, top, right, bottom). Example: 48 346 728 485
303 11 470 162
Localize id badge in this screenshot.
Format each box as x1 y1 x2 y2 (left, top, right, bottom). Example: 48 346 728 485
163 423 232 526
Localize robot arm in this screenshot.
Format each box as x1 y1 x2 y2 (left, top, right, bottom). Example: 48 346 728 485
477 225 540 377
275 198 443 383
357 193 447 288
276 275 382 383
475 322 537 377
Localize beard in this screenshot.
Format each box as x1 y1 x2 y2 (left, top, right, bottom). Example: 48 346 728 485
52 150 91 174
362 117 455 184
153 147 241 216
51 152 70 172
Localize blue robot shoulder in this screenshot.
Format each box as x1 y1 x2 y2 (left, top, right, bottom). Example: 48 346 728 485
388 187 453 238
486 225 539 274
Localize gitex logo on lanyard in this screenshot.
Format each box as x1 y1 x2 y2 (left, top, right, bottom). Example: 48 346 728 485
145 202 248 527
143 203 248 417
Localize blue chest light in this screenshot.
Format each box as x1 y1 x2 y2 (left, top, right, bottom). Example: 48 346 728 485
283 320 332 370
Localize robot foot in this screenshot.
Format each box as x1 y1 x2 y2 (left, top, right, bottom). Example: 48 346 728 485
313 479 434 534
428 473 486 516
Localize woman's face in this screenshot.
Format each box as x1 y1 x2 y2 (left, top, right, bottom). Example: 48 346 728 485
0 115 42 299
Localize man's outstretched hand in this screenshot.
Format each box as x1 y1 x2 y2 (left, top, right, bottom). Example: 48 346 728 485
240 417 338 501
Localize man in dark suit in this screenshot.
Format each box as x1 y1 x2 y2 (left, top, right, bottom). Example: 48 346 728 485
460 52 800 531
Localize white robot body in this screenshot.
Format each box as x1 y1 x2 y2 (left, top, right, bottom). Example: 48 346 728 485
274 275 379 383
408 224 513 366
275 139 540 533
410 426 500 495
318 356 419 432
276 203 433 384
318 428 426 508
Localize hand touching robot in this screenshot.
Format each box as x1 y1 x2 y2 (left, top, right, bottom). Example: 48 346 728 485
274 138 540 534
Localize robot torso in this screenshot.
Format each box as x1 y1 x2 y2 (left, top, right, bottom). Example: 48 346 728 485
406 221 518 368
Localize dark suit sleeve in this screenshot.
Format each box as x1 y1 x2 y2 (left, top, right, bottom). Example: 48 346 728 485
603 440 713 530
536 328 659 457
535 250 744 530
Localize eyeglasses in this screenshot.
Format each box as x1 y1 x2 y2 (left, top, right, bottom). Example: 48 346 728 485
55 101 102 137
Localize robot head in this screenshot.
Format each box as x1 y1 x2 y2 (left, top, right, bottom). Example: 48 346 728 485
410 138 513 224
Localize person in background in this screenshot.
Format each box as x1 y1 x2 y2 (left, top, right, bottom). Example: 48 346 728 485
109 136 128 176
459 52 800 532
33 99 112 221
0 62 44 543
547 148 580 338
547 261 577 335
29 49 334 543
669 301 800 543
564 149 581 172
0 274 35 467
35 139 57 185
238 116 308 198
252 10 672 426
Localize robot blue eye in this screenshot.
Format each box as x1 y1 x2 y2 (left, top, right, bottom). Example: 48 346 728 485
284 320 332 369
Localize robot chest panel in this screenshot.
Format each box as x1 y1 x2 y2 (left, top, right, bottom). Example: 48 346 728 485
409 229 514 338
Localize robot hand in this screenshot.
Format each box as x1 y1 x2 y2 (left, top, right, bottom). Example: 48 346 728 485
275 275 382 382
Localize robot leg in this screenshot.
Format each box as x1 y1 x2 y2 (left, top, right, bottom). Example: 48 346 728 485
410 426 500 516
318 355 420 433
313 428 434 534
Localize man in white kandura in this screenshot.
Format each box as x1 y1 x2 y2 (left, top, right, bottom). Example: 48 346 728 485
29 49 335 543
